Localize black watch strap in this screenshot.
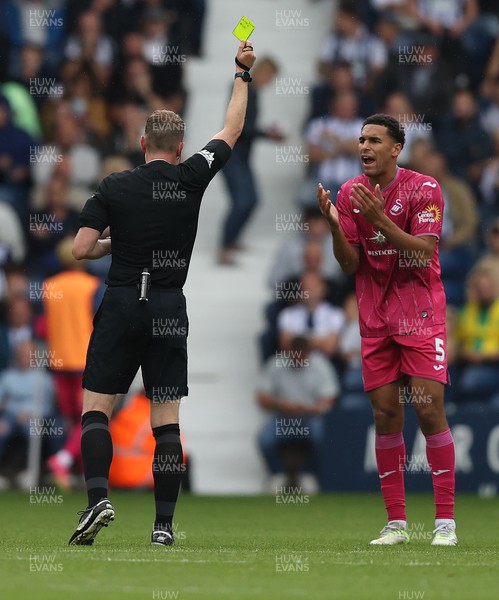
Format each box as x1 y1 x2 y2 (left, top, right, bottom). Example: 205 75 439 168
235 57 250 72
235 71 252 83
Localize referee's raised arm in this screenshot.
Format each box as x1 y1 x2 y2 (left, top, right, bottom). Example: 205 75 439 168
212 41 256 149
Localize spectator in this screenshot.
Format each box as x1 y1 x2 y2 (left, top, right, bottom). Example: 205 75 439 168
27 174 80 279
257 336 339 492
0 201 26 266
0 339 54 487
474 218 499 293
479 130 499 217
418 152 478 251
437 88 494 186
103 100 148 167
383 91 433 166
64 10 115 85
42 237 101 488
219 57 285 265
268 208 345 291
3 0 66 75
6 295 33 360
456 266 499 401
318 0 388 91
306 61 374 125
306 90 363 200
32 108 101 191
278 271 345 360
0 94 35 220
479 75 499 134
337 292 364 402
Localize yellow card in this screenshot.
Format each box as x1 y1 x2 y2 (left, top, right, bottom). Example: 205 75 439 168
232 16 255 41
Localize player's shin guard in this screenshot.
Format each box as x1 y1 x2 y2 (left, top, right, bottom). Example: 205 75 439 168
375 432 406 522
152 424 183 529
81 411 113 507
425 428 455 520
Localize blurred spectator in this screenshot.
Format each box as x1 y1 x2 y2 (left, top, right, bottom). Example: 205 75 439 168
306 61 374 125
0 201 26 266
3 0 66 75
479 131 499 217
408 136 435 173
456 266 499 401
474 218 499 293
64 10 115 84
268 208 346 295
437 88 494 187
419 150 478 305
0 339 54 486
219 57 285 265
27 174 80 279
318 0 388 91
278 271 345 359
0 94 35 219
408 0 497 85
479 75 499 134
257 336 339 492
383 91 433 166
103 100 147 166
33 108 101 191
64 67 110 144
6 295 33 360
337 292 364 406
374 35 455 125
306 90 363 200
43 237 101 488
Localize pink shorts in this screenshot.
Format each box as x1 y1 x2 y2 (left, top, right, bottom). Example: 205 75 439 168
361 324 449 392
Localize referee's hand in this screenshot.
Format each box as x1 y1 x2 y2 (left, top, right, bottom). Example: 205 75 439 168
236 40 256 71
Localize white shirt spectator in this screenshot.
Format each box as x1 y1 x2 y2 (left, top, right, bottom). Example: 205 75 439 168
306 116 363 187
31 144 100 189
278 302 345 338
258 351 340 408
415 0 467 28
0 202 26 264
65 34 114 67
338 319 362 368
320 26 387 87
268 235 343 288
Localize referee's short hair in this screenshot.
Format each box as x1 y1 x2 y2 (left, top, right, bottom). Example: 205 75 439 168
144 110 185 152
362 114 405 148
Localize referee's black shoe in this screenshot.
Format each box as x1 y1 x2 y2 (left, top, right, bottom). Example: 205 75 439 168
68 498 115 545
151 524 174 546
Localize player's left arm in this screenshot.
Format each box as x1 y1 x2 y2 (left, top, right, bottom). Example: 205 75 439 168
350 183 438 260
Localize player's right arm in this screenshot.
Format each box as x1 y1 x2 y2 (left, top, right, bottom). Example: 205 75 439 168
213 41 256 149
318 183 359 275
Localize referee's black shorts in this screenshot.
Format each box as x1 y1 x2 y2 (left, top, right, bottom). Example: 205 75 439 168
83 286 188 401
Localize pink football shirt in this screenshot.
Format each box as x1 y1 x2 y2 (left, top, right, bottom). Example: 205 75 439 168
337 167 446 337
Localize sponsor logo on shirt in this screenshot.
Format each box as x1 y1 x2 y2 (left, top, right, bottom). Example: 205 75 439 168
417 203 441 224
389 198 404 216
367 230 387 245
196 149 215 168
421 181 437 188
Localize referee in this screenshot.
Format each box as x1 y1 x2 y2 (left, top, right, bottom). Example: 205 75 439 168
68 41 256 546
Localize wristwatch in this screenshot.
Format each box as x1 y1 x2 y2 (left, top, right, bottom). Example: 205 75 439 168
235 71 252 83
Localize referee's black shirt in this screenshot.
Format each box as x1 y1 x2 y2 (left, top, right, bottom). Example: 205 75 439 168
80 139 231 288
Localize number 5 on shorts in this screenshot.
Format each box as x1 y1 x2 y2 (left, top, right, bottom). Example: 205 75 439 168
435 337 445 362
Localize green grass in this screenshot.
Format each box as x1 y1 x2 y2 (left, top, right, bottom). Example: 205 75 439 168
0 492 497 600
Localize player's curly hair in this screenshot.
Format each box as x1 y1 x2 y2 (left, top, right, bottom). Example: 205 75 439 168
362 114 405 147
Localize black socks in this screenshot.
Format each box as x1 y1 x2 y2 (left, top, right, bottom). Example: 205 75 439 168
152 423 183 529
81 411 113 508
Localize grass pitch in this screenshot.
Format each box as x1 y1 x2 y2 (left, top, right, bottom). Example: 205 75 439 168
0 492 497 600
